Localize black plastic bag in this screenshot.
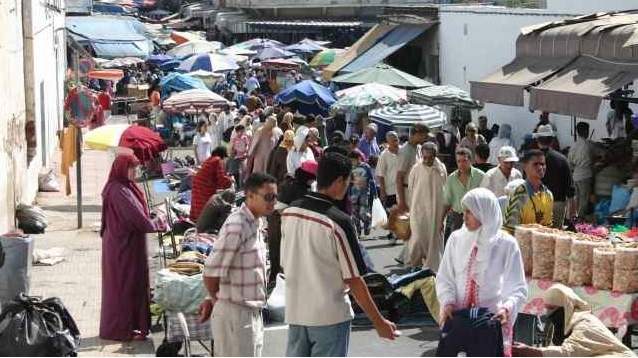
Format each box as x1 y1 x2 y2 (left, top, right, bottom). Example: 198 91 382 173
0 294 80 356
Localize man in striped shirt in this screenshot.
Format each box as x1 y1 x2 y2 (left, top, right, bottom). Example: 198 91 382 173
199 173 277 357
281 153 397 357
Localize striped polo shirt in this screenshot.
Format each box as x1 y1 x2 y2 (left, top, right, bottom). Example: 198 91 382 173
281 192 367 326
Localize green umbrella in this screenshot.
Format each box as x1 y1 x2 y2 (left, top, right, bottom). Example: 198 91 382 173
332 83 407 112
332 64 433 89
310 48 345 67
408 85 483 110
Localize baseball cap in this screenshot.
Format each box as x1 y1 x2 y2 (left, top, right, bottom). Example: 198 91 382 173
498 146 519 162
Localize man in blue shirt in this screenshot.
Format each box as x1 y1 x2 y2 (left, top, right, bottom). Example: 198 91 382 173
358 123 381 160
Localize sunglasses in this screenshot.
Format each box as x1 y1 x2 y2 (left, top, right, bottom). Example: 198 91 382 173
254 192 277 203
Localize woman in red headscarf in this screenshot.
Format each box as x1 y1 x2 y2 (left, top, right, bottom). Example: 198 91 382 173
99 153 167 341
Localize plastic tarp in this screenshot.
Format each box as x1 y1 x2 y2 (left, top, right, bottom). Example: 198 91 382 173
340 25 430 74
159 72 208 99
275 80 336 115
66 16 152 59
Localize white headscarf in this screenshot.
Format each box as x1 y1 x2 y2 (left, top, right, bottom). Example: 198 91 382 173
457 188 503 284
293 125 309 151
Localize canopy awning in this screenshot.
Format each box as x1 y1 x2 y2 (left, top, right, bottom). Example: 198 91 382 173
530 55 638 119
339 24 433 74
322 23 397 80
470 56 575 106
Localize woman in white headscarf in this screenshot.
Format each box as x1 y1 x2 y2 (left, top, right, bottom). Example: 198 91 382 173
513 284 634 357
436 188 527 357
488 124 514 165
286 125 315 177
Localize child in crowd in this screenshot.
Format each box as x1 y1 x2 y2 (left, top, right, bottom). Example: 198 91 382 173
229 124 250 187
348 151 378 237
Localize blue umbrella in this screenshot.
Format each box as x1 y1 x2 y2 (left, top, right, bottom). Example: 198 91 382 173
147 54 174 66
275 80 336 115
257 47 295 60
285 41 324 54
159 59 181 71
159 72 208 99
177 53 239 73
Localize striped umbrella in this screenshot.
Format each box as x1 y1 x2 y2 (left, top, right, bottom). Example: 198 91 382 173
333 83 406 112
163 89 227 113
408 85 483 110
368 104 447 129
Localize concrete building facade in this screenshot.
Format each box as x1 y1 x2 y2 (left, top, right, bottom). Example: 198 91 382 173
0 0 66 233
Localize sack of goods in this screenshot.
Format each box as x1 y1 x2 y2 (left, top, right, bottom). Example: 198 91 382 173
0 294 80 356
155 268 207 314
387 207 410 241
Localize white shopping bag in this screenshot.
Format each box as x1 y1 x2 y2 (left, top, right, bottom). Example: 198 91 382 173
371 197 388 228
266 273 286 322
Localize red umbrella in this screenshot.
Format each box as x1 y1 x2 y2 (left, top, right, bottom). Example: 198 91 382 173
118 125 167 162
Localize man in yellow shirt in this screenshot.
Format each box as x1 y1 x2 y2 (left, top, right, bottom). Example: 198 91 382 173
503 149 553 233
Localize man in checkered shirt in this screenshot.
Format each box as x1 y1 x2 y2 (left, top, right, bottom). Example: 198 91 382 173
199 172 277 357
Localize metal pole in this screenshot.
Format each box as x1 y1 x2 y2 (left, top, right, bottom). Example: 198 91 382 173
76 127 83 228
74 52 83 228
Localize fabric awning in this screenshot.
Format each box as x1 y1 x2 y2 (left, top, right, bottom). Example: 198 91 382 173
470 56 575 106
92 42 148 59
322 23 397 80
339 24 432 74
530 55 638 119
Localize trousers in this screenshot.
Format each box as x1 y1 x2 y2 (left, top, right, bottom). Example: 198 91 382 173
212 301 263 357
436 308 504 357
286 320 351 357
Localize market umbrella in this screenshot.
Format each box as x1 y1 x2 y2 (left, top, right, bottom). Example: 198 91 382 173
85 124 167 162
188 70 225 87
257 47 295 60
368 104 447 129
408 85 484 110
88 69 124 82
275 80 336 115
147 54 174 66
285 40 325 54
163 89 228 113
170 31 205 45
177 53 239 73
289 57 309 67
230 38 284 51
219 47 258 57
100 57 145 68
261 58 301 71
333 83 407 112
159 72 208 98
159 59 181 71
300 38 331 47
332 64 433 89
310 48 345 68
167 40 224 58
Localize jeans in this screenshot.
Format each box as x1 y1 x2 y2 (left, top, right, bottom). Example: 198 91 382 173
575 178 593 217
286 320 351 357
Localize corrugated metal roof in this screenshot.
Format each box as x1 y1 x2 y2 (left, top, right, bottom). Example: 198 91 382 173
245 20 364 28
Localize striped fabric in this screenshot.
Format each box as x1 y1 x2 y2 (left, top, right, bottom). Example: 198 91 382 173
368 103 447 129
163 89 228 113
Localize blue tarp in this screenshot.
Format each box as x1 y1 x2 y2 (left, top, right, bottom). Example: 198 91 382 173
340 25 428 74
159 73 208 99
66 15 152 59
160 60 181 71
147 54 174 66
275 80 336 115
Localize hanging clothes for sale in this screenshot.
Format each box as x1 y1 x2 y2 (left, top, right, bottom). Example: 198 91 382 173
60 126 78 195
436 307 504 357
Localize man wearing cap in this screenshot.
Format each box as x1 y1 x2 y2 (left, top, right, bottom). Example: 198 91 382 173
535 124 575 228
480 146 523 198
358 123 381 160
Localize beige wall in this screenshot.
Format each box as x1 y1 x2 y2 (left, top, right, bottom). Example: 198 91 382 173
0 0 28 233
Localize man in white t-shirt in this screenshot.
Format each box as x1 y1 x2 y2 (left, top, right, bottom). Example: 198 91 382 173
281 153 397 356
480 146 523 198
376 131 400 243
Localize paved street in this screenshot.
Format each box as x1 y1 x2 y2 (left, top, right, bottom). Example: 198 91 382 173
28 118 441 356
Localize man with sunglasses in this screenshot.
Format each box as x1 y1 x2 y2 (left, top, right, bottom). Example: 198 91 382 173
199 173 277 357
281 153 397 356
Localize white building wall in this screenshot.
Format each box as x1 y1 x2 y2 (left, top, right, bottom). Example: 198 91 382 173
0 0 28 233
438 6 613 148
546 0 637 12
21 0 66 205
